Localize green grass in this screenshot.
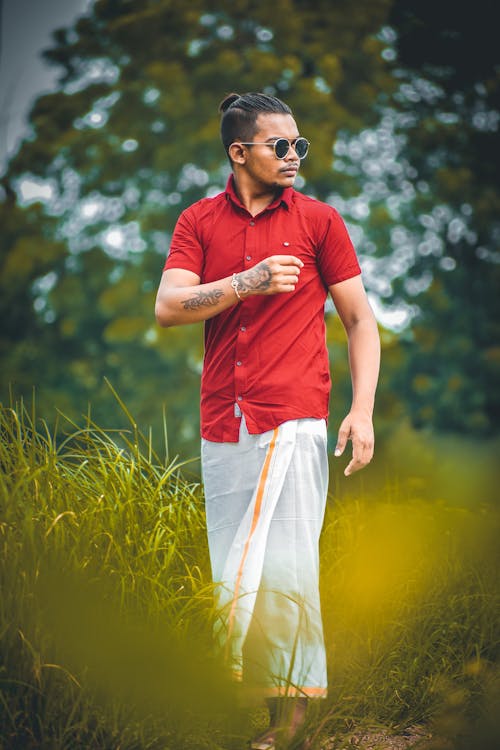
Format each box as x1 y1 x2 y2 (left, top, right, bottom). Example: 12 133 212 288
0 398 499 749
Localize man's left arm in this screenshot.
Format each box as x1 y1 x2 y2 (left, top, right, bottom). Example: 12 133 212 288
328 275 381 476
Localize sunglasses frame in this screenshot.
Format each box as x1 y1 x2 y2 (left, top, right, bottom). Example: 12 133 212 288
235 137 310 160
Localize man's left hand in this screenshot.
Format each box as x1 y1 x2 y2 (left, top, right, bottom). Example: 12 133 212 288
334 411 374 476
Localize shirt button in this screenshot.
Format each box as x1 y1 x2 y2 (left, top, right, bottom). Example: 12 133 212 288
246 255 251 261
236 361 242 366
249 220 255 226
240 326 246 332
237 395 243 401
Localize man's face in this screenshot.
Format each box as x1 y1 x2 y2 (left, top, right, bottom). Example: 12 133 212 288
239 112 303 189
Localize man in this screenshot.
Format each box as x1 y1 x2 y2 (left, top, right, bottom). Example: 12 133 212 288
155 92 380 749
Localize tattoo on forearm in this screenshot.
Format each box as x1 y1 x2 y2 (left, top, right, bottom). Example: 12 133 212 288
238 263 272 292
181 289 224 310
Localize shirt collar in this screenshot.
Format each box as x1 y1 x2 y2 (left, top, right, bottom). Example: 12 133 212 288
224 174 293 212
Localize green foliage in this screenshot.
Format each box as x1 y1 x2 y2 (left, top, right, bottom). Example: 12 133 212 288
383 0 500 436
1 401 499 747
320 0 500 439
392 265 500 435
1 0 499 460
0 399 236 748
1 0 394 457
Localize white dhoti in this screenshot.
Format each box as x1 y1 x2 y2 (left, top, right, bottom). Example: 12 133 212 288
201 416 329 698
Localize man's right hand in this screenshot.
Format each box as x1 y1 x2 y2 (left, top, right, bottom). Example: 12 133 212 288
236 255 303 297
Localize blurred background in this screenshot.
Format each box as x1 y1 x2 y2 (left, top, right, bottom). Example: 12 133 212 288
1 0 499 469
1 4 499 747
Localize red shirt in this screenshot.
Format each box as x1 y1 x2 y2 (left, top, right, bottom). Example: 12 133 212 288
164 176 361 442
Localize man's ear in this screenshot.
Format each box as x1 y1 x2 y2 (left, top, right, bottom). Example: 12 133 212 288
228 143 247 165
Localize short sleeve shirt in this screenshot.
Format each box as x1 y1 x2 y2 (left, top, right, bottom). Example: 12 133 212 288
164 176 361 442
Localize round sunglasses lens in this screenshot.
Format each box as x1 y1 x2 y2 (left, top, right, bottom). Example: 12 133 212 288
274 139 289 158
295 138 309 158
273 138 309 158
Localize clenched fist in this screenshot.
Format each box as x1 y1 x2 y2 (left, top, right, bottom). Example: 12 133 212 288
236 256 303 296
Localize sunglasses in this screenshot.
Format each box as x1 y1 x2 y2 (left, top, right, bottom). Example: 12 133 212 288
237 137 310 160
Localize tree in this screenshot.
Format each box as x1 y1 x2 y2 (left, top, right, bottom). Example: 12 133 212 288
1 0 395 457
321 0 499 436
386 0 500 435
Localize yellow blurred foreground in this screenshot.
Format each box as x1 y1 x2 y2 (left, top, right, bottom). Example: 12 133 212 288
0 403 499 748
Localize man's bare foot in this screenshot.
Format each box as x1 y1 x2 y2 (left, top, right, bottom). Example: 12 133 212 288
249 731 277 750
250 697 309 748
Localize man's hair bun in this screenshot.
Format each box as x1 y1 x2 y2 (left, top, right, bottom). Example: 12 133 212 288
219 93 241 113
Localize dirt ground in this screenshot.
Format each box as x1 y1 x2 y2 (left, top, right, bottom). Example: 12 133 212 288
321 723 434 749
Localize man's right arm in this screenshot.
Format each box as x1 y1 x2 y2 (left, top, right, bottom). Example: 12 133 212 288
155 255 304 328
155 268 239 327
